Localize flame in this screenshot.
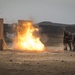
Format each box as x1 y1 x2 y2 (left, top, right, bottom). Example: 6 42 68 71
13 22 45 52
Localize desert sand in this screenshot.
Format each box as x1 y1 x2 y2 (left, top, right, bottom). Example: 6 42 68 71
0 47 75 75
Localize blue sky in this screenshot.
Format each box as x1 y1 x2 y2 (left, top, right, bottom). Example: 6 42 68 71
0 0 75 24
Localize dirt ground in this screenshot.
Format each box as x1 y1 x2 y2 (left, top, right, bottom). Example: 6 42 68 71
0 47 75 75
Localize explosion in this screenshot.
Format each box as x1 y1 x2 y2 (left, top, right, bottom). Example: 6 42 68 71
13 21 45 52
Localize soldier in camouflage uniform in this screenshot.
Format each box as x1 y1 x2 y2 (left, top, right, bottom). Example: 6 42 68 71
63 31 73 51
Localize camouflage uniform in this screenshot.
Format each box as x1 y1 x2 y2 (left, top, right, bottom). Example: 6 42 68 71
63 31 73 51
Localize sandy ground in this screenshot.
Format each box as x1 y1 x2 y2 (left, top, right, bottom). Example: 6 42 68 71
0 47 75 75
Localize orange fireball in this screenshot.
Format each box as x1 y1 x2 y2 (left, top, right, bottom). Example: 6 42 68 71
13 21 45 52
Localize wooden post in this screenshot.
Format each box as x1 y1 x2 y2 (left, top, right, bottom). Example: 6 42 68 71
0 18 3 50
18 20 33 36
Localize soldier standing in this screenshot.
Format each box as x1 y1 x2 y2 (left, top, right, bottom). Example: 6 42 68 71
63 31 73 51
